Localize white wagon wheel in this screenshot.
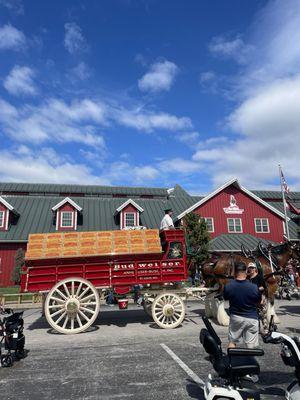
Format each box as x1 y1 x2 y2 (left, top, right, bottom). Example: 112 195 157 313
45 277 100 334
152 293 185 329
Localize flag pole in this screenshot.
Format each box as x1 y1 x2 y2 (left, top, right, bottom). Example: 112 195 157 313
279 164 290 240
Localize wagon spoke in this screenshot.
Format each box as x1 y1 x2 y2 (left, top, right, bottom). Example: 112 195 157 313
70 317 75 330
80 294 96 303
81 302 97 306
78 286 90 300
50 295 65 304
62 315 69 329
80 306 95 314
71 281 75 296
75 282 83 297
56 288 68 301
76 314 82 328
48 302 64 309
78 309 90 322
63 283 71 297
50 308 65 318
56 311 67 325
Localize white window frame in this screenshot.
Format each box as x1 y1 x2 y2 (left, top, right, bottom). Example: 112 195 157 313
124 212 136 228
0 211 4 228
60 211 74 228
254 218 270 233
227 218 243 233
203 217 214 233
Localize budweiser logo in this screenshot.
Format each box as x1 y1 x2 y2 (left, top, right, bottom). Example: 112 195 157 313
113 261 182 271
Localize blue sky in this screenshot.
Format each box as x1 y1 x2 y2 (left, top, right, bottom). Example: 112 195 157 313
0 0 299 194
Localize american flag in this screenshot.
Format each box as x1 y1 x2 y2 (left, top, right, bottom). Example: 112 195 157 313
280 168 290 194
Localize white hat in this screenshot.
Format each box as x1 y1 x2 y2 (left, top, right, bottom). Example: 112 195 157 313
248 262 257 269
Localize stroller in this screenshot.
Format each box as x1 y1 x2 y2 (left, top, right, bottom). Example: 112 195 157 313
0 308 25 367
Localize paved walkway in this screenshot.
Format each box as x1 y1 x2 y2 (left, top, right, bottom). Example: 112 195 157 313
0 300 299 399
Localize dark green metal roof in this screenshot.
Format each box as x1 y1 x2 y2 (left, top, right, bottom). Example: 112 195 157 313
209 234 277 252
264 201 299 240
0 182 168 197
0 195 196 242
252 190 300 200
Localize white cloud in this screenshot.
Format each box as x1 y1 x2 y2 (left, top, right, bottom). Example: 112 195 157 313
64 22 87 54
0 147 109 185
116 108 192 132
104 161 159 185
196 0 300 190
193 75 300 189
4 65 37 96
0 0 24 15
199 71 216 83
0 97 106 148
177 131 200 145
208 35 254 64
159 158 202 174
138 60 179 93
69 62 91 81
0 23 26 50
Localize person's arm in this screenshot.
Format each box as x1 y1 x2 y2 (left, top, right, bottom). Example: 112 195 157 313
223 285 229 301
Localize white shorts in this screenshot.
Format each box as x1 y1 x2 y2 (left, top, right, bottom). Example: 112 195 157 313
228 314 259 348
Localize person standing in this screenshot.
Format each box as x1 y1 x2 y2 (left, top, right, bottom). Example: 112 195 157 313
223 262 261 349
247 262 268 333
160 207 175 230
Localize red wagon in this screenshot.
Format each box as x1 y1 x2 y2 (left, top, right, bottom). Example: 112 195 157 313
21 229 193 334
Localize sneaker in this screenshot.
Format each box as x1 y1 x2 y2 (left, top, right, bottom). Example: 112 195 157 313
244 374 259 383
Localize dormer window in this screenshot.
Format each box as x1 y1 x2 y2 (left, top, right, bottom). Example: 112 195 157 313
115 199 144 230
124 212 136 228
0 211 4 228
0 196 19 232
61 211 74 228
52 197 82 231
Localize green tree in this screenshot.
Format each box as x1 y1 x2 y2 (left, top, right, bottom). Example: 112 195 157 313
183 212 210 267
11 248 25 285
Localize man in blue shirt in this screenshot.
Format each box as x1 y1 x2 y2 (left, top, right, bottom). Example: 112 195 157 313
223 261 261 349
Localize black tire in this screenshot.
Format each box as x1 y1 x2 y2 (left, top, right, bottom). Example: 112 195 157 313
1 354 13 367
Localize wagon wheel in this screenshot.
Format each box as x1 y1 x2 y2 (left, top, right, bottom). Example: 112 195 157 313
45 277 100 334
152 293 185 329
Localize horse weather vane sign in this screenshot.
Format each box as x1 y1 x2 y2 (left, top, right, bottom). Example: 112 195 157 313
223 195 244 214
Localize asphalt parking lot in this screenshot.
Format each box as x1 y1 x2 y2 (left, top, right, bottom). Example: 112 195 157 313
0 299 299 400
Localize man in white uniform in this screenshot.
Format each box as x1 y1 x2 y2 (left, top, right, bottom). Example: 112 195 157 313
160 208 175 230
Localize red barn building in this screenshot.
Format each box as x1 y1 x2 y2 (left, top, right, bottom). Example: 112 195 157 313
0 179 299 287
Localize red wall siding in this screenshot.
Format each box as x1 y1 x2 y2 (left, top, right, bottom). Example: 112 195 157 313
56 203 76 231
194 185 284 242
0 203 9 231
0 243 27 287
121 205 139 229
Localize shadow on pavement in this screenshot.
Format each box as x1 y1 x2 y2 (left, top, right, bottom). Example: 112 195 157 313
278 305 300 316
259 370 293 385
186 379 205 399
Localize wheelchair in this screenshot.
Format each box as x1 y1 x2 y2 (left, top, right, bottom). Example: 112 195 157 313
200 315 264 400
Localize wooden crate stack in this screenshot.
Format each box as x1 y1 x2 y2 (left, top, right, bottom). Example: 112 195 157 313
25 229 162 260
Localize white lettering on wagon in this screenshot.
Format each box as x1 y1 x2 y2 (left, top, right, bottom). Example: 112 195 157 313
113 261 183 271
113 263 134 271
138 261 182 269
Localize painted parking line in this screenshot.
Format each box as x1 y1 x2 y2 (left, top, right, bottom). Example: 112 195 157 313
160 343 204 387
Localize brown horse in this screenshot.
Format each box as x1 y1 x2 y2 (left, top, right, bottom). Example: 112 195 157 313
202 241 300 326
